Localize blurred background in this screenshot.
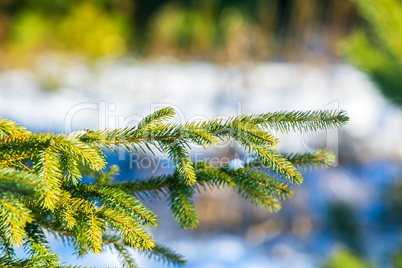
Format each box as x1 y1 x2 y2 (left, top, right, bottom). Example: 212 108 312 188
1 0 402 267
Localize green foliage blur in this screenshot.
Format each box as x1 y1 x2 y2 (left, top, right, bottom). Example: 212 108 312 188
394 250 402 268
339 0 402 107
322 248 372 268
1 0 129 65
0 0 356 67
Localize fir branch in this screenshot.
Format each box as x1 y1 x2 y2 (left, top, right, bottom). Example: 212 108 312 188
0 109 348 267
54 135 105 172
116 174 174 200
248 110 349 133
196 168 235 188
179 123 218 147
112 242 138 267
32 146 62 210
101 233 138 267
140 243 186 266
60 154 81 185
93 165 120 187
0 230 15 259
0 192 33 247
253 146 302 184
168 184 198 229
230 121 279 149
0 119 29 137
23 238 62 267
160 141 196 185
98 206 155 250
66 184 158 228
230 169 292 199
83 213 104 254
0 254 80 268
135 107 176 134
285 149 336 171
229 171 281 211
0 167 42 190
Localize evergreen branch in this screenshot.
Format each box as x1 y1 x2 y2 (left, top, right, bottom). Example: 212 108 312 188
115 164 290 204
230 169 292 199
179 124 218 147
285 149 336 171
0 109 348 267
115 175 174 200
0 230 15 258
102 234 186 267
0 167 42 189
75 107 175 151
0 254 80 268
140 243 186 266
228 169 281 211
0 154 29 168
0 193 33 247
60 154 81 185
0 119 29 137
33 146 62 210
98 206 155 250
93 165 120 187
113 242 138 267
168 184 198 229
54 135 105 172
101 233 138 267
136 107 176 134
83 213 104 254
230 122 279 149
253 147 302 184
248 110 349 133
66 184 158 228
23 238 62 267
160 141 196 185
52 190 95 231
196 168 235 188
97 186 157 228
0 133 60 164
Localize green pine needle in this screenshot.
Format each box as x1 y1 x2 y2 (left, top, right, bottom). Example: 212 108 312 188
0 108 348 267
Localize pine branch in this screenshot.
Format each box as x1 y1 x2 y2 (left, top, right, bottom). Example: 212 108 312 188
55 136 105 172
140 243 186 266
160 141 196 185
168 184 198 229
22 238 62 267
66 184 158 228
115 164 290 211
98 206 154 250
0 109 348 267
285 149 336 171
230 169 292 199
0 167 42 193
113 242 138 268
93 165 120 187
196 167 235 188
32 146 62 210
116 174 174 200
102 233 138 267
0 192 33 247
0 119 29 137
136 107 176 134
253 146 302 184
230 121 279 149
0 255 81 268
0 230 15 259
248 110 349 133
228 169 281 211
